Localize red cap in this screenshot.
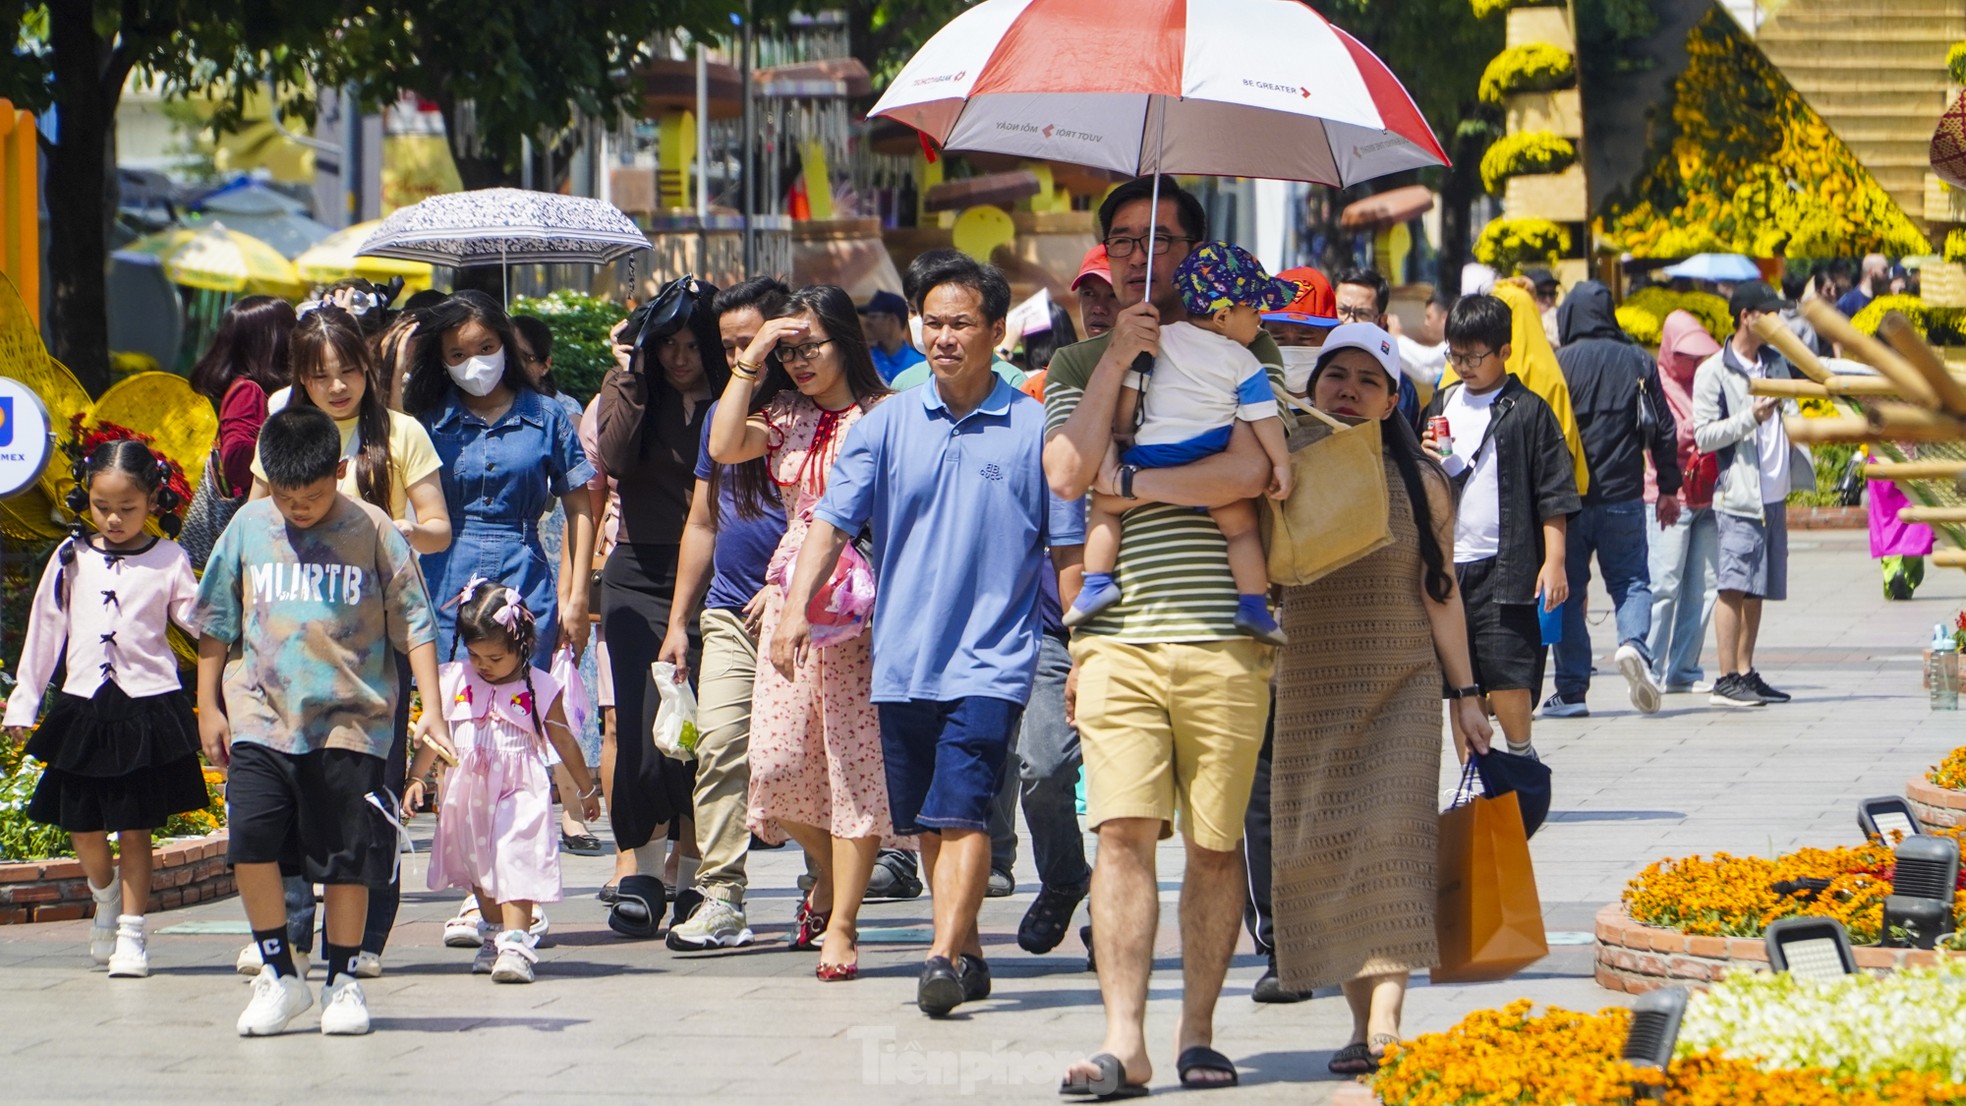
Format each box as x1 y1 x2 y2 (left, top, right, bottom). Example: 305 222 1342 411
1071 245 1112 292
1262 267 1338 327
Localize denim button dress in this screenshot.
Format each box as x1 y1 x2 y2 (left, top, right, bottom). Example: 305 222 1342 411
419 387 595 665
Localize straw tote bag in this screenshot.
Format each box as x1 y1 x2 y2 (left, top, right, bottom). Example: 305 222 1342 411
1260 394 1395 587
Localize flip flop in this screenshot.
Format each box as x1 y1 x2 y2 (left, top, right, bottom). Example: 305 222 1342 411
1059 1052 1148 1100
1175 1046 1238 1090
1327 1042 1379 1075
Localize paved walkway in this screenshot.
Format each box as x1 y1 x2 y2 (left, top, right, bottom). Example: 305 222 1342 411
2 531 1958 1104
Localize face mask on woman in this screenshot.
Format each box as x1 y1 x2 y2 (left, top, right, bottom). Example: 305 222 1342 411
448 348 506 397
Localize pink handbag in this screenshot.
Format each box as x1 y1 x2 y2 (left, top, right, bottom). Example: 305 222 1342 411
804 540 876 649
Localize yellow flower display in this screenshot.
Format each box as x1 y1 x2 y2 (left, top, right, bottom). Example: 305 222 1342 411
1932 746 1966 791
1474 218 1570 274
1595 10 1929 259
1622 827 1965 945
1950 41 1966 87
1613 287 1731 347
1478 44 1576 106
1849 294 1966 345
1946 228 1966 265
1481 131 1578 196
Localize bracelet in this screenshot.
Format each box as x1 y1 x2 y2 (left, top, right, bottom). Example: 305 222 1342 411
579 784 602 800
732 359 762 380
1444 685 1482 700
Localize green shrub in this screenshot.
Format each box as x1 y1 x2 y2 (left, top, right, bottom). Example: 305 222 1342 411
509 291 629 407
1473 217 1570 273
1479 131 1577 195
1478 44 1576 105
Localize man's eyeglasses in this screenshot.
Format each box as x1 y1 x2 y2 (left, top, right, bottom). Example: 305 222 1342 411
1335 304 1378 322
1446 347 1498 370
1103 233 1195 259
777 338 834 364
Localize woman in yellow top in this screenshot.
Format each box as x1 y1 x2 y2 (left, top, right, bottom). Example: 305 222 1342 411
244 303 451 979
1441 279 1591 497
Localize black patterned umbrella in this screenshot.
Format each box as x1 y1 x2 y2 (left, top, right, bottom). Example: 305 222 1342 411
355 188 647 267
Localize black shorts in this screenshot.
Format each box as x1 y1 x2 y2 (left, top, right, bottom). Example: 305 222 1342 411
225 743 398 887
1457 557 1546 695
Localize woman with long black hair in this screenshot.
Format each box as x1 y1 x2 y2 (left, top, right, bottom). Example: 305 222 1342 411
593 276 727 937
1267 323 1492 1074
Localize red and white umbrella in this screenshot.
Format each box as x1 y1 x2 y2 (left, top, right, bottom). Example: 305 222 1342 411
867 0 1448 186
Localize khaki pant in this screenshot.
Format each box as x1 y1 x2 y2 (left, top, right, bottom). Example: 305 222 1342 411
694 606 759 905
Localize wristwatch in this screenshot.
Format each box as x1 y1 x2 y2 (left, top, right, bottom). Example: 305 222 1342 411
1444 685 1482 700
1118 464 1139 500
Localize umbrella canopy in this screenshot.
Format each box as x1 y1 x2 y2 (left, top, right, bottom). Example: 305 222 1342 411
183 208 333 258
295 221 437 290
868 0 1447 186
111 224 306 299
1661 253 1761 283
356 188 648 267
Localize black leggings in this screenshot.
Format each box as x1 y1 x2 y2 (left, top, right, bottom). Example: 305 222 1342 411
603 543 699 852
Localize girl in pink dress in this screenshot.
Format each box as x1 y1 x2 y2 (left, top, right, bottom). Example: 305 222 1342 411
707 284 894 982
405 580 600 985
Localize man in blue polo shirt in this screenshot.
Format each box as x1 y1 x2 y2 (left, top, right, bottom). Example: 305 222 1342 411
774 253 1070 1019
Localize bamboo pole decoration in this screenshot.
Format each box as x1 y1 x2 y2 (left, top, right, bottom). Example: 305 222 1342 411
1801 301 1940 408
1750 379 1831 399
1866 403 1966 441
1871 460 1966 479
1783 413 1872 443
1752 315 1835 383
1823 375 1910 396
1936 550 1966 569
1877 312 1966 416
1899 506 1966 523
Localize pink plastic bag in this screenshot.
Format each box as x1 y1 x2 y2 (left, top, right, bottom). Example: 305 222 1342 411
805 541 876 649
551 645 592 736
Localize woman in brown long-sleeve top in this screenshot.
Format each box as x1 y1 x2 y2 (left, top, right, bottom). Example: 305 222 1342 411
594 276 727 938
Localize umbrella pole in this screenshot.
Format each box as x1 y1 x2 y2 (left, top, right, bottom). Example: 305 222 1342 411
1141 96 1169 306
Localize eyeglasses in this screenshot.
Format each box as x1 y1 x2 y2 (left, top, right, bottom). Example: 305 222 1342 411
1446 348 1498 369
1102 233 1195 259
1335 304 1378 322
776 338 834 364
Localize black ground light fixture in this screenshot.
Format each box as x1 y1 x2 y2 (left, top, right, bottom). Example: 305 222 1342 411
1857 795 1925 842
1620 986 1688 1099
1763 916 1858 978
1882 835 1961 949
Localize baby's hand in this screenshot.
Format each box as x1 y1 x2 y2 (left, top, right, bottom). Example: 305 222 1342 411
1268 463 1293 501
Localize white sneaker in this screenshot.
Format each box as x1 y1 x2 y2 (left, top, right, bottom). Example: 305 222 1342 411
530 904 550 941
351 951 382 979
236 965 312 1036
235 941 310 980
471 931 499 974
665 896 756 950
1616 643 1662 715
106 915 149 978
443 895 483 948
490 930 538 984
88 878 120 965
319 975 372 1035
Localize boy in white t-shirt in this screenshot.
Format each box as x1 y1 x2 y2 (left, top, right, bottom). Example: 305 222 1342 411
1064 241 1295 644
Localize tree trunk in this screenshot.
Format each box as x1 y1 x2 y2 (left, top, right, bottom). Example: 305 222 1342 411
1436 122 1489 298
42 2 126 396
434 93 521 191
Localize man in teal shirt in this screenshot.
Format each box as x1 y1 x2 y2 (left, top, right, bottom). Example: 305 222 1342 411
859 289 927 383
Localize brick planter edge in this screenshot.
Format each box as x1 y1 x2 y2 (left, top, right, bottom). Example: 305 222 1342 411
1594 902 1961 993
1908 775 1966 831
0 832 232 924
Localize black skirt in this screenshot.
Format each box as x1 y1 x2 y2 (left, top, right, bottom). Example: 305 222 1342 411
24 682 211 833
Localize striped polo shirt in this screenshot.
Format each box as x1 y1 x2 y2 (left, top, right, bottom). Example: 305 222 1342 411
1043 329 1284 644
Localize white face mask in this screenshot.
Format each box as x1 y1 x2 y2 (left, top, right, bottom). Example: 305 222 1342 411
448 348 506 397
1279 346 1322 396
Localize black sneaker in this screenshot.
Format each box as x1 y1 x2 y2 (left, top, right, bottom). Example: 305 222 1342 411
1707 674 1766 709
1252 959 1312 1004
986 868 1015 898
1538 692 1589 719
866 849 924 900
1018 882 1088 954
917 956 965 1016
1743 670 1791 703
957 953 991 1002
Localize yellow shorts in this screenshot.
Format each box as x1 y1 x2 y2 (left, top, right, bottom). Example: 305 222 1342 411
1068 636 1274 853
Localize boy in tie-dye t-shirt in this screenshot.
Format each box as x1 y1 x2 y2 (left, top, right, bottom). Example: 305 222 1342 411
193 407 452 1038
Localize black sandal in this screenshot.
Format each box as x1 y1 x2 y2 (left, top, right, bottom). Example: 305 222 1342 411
1327 1042 1378 1075
560 831 605 856
1175 1046 1238 1090
1059 1052 1148 1100
607 874 667 939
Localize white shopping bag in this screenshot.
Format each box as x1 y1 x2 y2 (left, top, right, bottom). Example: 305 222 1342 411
649 661 699 762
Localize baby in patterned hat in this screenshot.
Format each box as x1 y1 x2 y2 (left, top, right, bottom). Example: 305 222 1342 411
1067 240 1298 645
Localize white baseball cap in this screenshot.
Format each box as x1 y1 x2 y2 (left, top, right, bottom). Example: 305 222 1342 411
1313 322 1402 388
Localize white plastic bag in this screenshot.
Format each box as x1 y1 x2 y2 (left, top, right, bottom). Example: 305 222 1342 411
649 661 699 762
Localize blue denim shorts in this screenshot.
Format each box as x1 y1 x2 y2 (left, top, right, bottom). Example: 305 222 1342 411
876 698 1022 836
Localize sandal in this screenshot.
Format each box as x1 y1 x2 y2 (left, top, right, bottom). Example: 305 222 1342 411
791 893 831 951
606 874 667 939
560 831 605 856
816 928 858 982
1175 1045 1238 1090
1059 1052 1148 1099
596 882 619 904
1327 1042 1378 1075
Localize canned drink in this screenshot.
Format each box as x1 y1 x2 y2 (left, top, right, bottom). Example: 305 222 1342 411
1428 416 1454 456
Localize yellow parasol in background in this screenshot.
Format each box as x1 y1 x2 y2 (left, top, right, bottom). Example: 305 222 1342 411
114 224 307 299
295 220 436 291
0 272 91 541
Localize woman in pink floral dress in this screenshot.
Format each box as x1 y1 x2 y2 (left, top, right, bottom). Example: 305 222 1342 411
708 284 894 981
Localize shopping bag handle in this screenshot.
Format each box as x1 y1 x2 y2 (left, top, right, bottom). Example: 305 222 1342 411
1271 382 1349 438
1446 756 1482 811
